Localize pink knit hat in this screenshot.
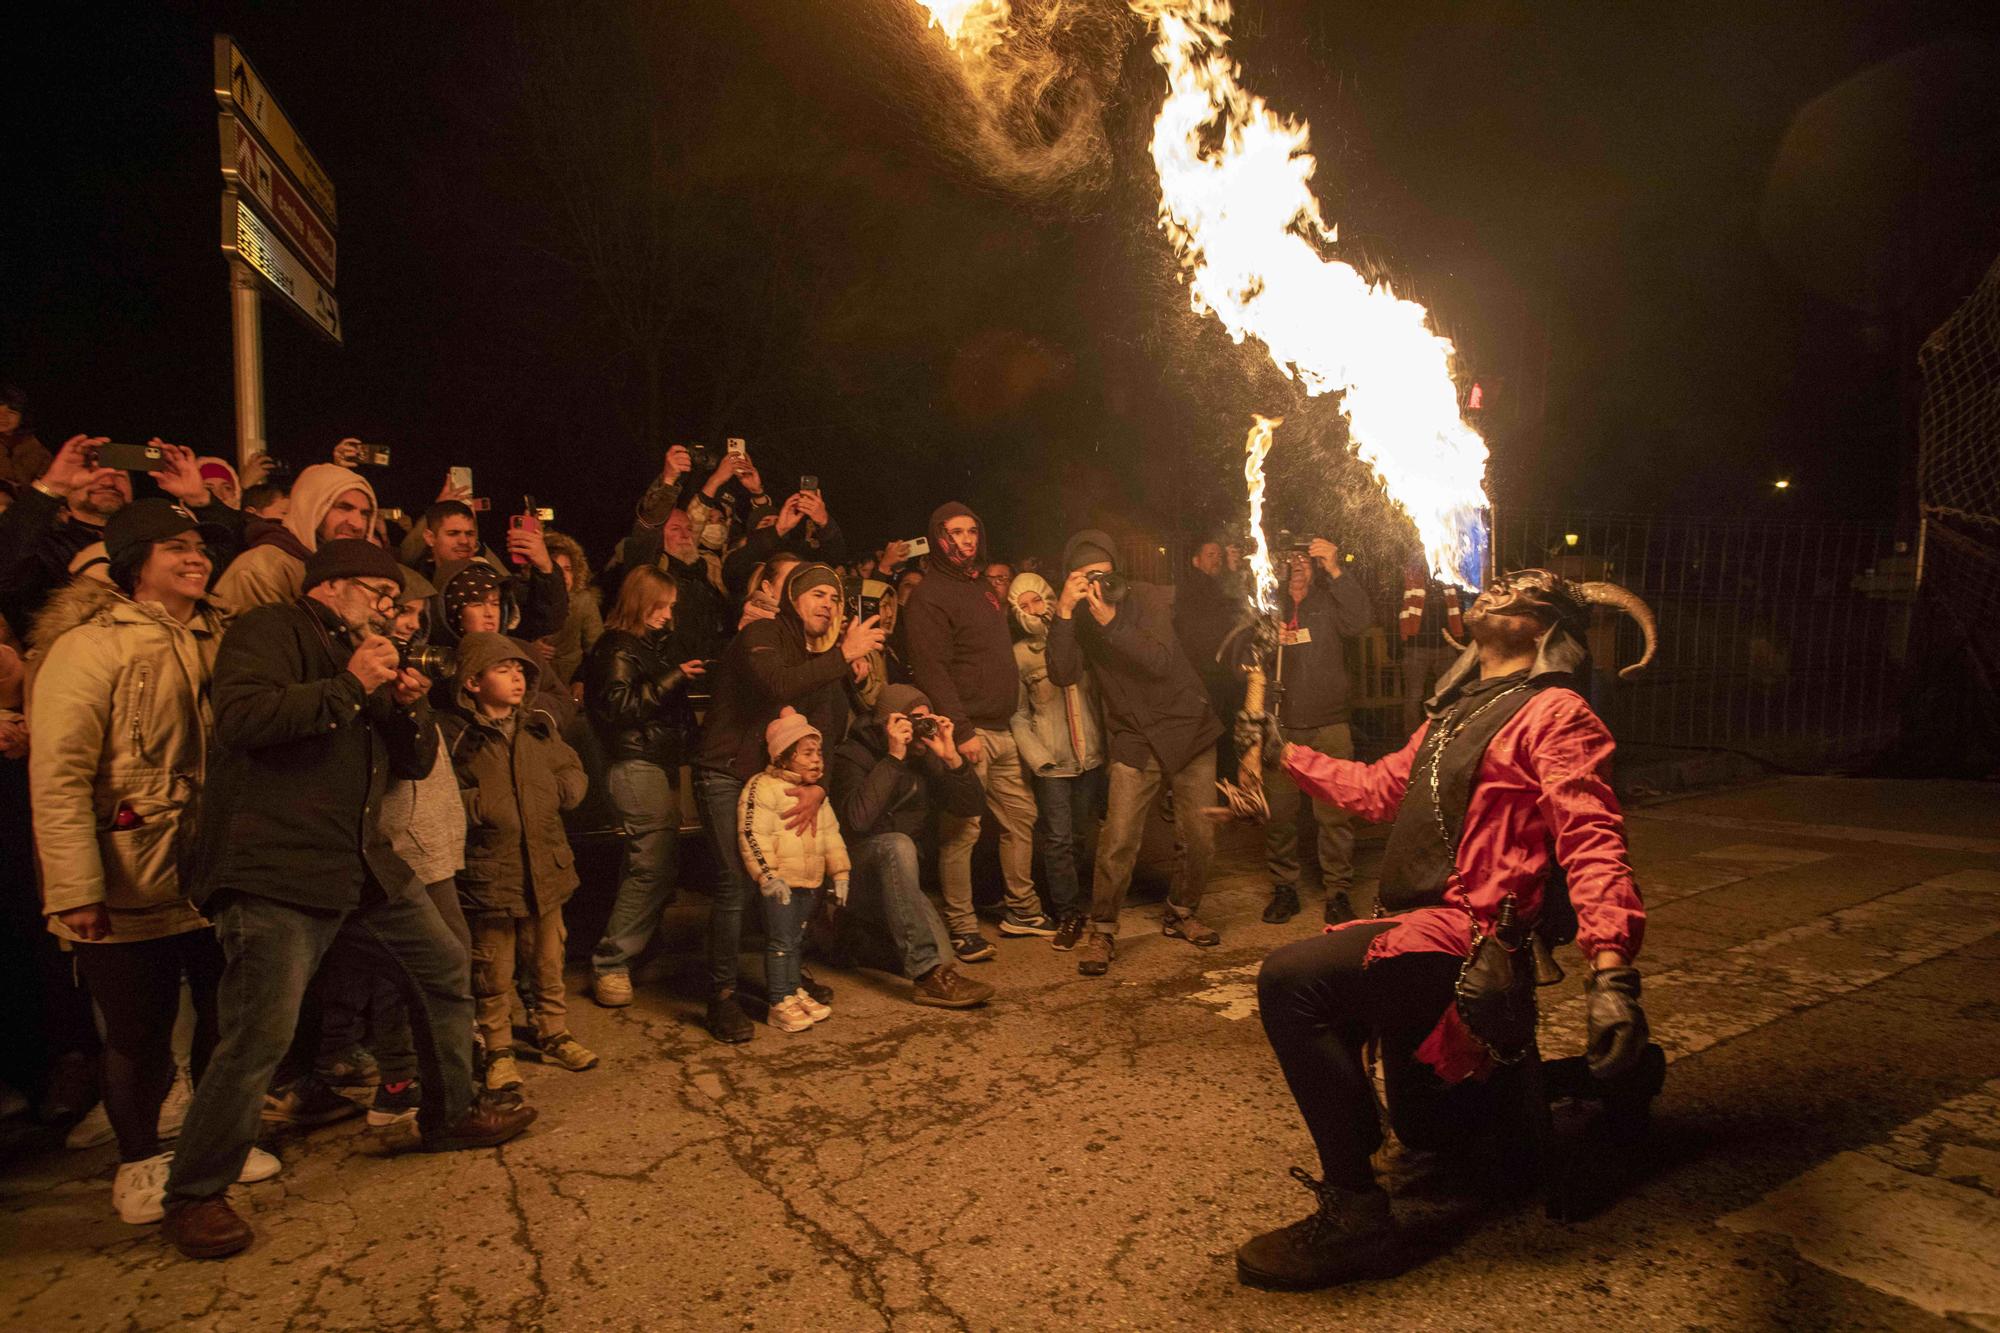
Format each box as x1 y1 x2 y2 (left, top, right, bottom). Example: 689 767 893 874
764 708 820 762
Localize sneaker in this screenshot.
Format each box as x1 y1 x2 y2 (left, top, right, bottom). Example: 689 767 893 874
798 968 834 1006
767 995 815 1032
791 988 832 1023
64 1099 114 1150
952 933 997 964
113 1150 174 1224
484 1053 524 1092
236 1146 282 1184
1162 908 1221 947
1077 927 1115 977
911 965 994 1009
592 971 634 1007
998 910 1057 937
1323 891 1357 926
366 1081 422 1153
38 1050 96 1126
425 1094 538 1154
1262 885 1301 924
1051 915 1089 952
261 1078 364 1130
156 1066 193 1140
164 1195 253 1259
706 989 756 1044
1235 1168 1396 1290
538 1033 599 1071
315 1044 381 1102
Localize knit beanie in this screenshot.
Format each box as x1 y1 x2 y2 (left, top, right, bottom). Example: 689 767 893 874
785 562 840 604
443 563 504 627
764 707 820 763
1062 529 1118 574
303 538 405 593
874 684 930 721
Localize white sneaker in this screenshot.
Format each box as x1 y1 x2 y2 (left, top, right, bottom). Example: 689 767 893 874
792 988 831 1023
112 1151 173 1224
157 1067 193 1140
593 971 634 1007
237 1145 282 1184
767 996 814 1032
65 1100 114 1151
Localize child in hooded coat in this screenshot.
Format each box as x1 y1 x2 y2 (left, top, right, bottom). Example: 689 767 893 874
738 708 850 1032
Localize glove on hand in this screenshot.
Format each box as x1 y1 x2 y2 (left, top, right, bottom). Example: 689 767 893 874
759 873 793 906
1233 708 1282 761
1584 965 1648 1080
831 875 851 907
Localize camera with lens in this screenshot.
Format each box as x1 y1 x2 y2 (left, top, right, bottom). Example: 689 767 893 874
1085 569 1130 604
1274 529 1312 555
398 641 456 679
845 576 890 626
909 713 941 742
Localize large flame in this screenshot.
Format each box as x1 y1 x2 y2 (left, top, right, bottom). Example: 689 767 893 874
1137 0 1488 588
913 0 1013 56
1242 415 1279 611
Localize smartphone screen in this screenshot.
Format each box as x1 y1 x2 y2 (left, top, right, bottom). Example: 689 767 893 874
800 475 819 492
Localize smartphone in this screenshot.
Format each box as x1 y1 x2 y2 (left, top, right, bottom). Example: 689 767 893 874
378 507 408 525
800 475 819 493
906 537 930 558
353 443 391 467
508 497 542 567
97 442 167 472
448 466 473 495
534 506 555 522
726 437 748 457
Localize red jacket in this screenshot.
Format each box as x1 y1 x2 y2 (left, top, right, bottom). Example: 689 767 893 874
1283 686 1645 1081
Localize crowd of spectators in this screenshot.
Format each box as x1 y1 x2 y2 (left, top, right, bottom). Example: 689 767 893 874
0 385 1473 1261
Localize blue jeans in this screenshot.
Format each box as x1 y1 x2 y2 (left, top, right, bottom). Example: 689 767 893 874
846 833 949 979
761 885 819 999
1031 768 1106 920
593 760 680 977
165 888 476 1205
694 768 753 995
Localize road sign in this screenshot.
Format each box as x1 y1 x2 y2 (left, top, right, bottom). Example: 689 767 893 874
219 116 336 286
223 193 341 344
213 35 336 225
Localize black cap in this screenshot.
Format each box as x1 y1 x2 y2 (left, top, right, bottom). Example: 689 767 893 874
303 538 405 593
102 498 228 567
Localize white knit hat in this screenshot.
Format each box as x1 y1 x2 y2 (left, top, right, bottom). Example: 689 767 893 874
764 707 820 762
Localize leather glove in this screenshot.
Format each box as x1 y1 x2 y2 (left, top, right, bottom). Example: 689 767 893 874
1584 966 1648 1080
1233 708 1282 761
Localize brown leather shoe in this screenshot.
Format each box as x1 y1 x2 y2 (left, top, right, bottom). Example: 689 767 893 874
426 1095 539 1152
912 964 994 1009
163 1196 253 1260
1163 908 1220 947
1077 927 1115 977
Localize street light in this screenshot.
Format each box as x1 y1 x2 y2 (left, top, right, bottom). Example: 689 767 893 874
1774 478 1792 491
1563 533 1580 548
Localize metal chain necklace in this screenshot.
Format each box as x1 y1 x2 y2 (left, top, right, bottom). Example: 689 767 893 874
1423 680 1531 852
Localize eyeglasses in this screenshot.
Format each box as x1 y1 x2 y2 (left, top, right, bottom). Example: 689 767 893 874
353 579 401 607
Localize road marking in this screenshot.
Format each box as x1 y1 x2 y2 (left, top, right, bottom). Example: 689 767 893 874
1635 810 2000 857
1720 1081 2000 1326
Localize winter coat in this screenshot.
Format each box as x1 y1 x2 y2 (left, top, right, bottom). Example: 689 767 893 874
27 581 231 943
1048 579 1221 776
738 764 851 905
696 573 856 781
830 718 986 842
214 463 374 610
440 635 587 916
0 486 243 632
583 626 694 769
1010 636 1105 777
1272 570 1373 729
902 502 1017 735
549 585 603 687
190 596 439 912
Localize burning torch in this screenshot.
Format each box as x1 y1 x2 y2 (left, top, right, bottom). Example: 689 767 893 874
1210 417 1283 824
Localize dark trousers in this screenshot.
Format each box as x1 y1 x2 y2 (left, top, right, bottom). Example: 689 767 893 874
1031 767 1105 921
1256 923 1473 1189
71 930 225 1161
694 768 753 995
165 888 476 1205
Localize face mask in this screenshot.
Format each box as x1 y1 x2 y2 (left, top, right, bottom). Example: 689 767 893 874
700 523 728 551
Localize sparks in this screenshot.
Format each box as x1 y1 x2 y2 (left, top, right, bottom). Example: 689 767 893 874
1242 415 1279 611
911 0 1013 56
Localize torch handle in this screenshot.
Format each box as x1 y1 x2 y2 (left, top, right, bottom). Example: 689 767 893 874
1238 665 1267 789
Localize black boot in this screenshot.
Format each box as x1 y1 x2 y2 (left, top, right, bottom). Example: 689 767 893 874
1262 885 1301 924
1323 891 1356 925
1236 1167 1396 1290
706 989 755 1045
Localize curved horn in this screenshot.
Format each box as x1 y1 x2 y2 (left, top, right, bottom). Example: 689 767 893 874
1574 581 1657 680
1439 624 1467 652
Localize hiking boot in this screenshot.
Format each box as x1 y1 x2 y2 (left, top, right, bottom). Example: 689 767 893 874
163 1196 253 1259
1077 928 1115 977
1163 908 1221 947
538 1033 599 1072
1051 914 1089 951
262 1077 364 1130
237 1146 282 1184
1235 1167 1396 1290
912 965 994 1009
592 971 634 1007
799 968 834 1006
952 933 997 964
998 910 1057 937
791 989 832 1023
1262 885 1301 924
113 1150 174 1224
484 1053 524 1093
426 1095 539 1153
707 989 756 1044
1323 891 1357 926
767 995 815 1032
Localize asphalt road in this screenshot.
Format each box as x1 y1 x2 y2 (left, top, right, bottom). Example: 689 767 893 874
3 776 1997 1331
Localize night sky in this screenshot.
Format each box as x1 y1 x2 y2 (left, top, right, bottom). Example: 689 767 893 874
6 1 1996 568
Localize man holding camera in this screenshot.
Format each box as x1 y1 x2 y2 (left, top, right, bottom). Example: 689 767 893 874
1257 536 1373 925
904 502 1053 958
1049 529 1224 977
827 685 997 1009
161 540 535 1260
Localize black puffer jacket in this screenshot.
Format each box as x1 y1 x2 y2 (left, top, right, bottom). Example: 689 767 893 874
583 626 694 768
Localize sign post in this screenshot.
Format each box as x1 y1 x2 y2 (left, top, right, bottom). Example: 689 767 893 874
212 35 339 471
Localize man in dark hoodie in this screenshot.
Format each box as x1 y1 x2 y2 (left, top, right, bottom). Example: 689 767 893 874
693 562 883 1041
828 685 996 1009
1049 529 1224 978
902 502 1053 959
